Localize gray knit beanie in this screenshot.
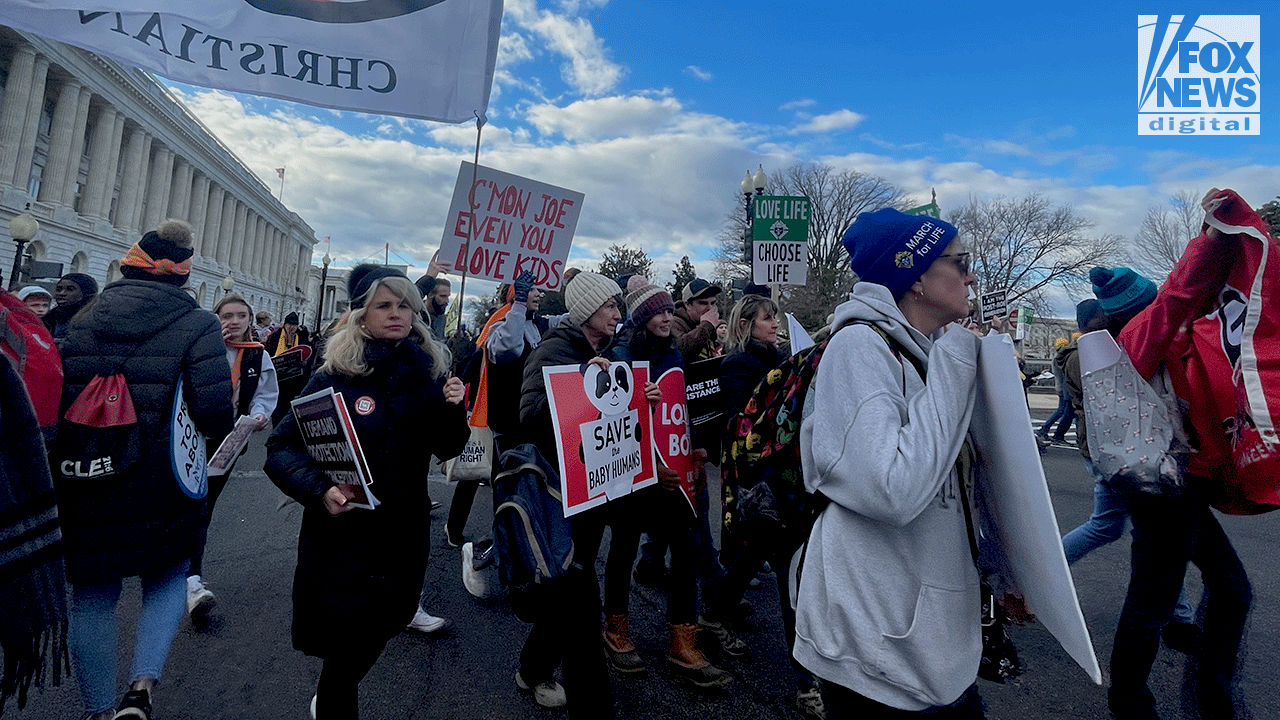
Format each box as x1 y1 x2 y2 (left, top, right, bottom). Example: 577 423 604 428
566 271 621 326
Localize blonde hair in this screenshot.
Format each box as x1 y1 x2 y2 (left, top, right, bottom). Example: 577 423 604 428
320 275 450 378
213 293 254 342
726 295 779 353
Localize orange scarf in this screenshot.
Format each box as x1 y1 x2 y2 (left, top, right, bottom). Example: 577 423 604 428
121 243 192 276
273 329 297 356
469 288 517 429
228 340 263 403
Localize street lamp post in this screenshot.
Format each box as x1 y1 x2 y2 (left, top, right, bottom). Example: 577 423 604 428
221 273 234 296
7 204 38 292
314 252 330 338
740 165 767 266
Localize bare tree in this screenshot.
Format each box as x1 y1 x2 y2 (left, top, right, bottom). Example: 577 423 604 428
949 194 1124 312
1131 190 1201 282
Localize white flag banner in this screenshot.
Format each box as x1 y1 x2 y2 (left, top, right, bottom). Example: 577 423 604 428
0 0 503 122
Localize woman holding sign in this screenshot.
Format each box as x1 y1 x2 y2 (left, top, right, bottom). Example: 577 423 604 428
610 283 731 687
184 294 280 625
794 209 985 717
55 220 234 720
266 266 468 720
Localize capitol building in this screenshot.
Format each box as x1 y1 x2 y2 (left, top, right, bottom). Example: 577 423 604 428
0 25 315 319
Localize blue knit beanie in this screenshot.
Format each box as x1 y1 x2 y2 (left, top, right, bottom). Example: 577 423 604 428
1090 266 1157 319
841 208 958 298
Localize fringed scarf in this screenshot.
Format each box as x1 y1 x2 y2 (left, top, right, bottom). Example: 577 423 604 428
0 354 68 714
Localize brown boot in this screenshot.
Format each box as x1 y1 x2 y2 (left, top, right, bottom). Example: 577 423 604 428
667 623 732 688
603 614 646 674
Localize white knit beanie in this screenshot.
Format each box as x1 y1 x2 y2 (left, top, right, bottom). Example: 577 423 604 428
565 271 620 326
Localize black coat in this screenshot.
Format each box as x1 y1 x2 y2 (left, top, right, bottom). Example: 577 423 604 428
56 280 234 582
720 339 784 423
519 323 609 466
265 338 468 657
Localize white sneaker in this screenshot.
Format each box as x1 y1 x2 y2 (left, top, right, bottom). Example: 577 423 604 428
462 542 492 599
405 608 453 636
516 671 567 708
186 576 216 621
309 693 317 720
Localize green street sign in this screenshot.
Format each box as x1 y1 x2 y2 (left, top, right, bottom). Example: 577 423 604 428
752 195 810 243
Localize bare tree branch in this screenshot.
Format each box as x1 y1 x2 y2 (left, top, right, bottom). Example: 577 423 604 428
1130 190 1201 283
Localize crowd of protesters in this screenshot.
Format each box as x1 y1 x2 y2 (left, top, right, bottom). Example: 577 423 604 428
0 188 1267 720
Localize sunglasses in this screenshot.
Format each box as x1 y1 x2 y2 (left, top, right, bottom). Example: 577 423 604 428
938 252 971 275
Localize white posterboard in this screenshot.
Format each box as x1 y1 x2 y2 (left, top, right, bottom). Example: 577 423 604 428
752 240 808 286
969 331 1102 684
1077 329 1122 375
438 162 585 291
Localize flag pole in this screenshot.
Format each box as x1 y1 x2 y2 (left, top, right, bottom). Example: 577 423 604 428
277 166 286 202
451 112 485 373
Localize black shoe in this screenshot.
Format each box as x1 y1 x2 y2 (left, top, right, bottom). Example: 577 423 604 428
112 688 152 720
1162 620 1202 654
1108 688 1159 720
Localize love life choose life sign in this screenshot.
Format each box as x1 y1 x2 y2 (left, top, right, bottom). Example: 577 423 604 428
438 162 585 291
752 195 809 286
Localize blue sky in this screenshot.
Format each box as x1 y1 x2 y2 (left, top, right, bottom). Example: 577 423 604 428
163 0 1280 312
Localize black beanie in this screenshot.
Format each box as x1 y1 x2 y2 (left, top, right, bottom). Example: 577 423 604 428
348 264 408 308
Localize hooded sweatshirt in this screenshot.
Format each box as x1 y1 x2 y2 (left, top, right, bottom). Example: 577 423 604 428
794 281 981 710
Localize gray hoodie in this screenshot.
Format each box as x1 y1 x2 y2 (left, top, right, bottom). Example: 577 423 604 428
794 281 982 710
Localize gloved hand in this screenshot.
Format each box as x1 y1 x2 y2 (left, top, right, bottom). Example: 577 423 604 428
513 270 535 304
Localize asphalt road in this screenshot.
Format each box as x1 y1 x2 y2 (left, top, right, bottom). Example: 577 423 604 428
15 416 1279 720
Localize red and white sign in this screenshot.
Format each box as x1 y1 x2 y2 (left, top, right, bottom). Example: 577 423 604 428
653 368 696 515
439 162 585 291
543 361 657 517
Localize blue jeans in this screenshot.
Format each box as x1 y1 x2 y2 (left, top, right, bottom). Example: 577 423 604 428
1039 393 1076 439
1062 461 1194 623
69 562 189 714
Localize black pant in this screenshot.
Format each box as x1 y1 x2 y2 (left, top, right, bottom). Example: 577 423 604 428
823 682 984 718
518 568 614 719
314 637 388 719
446 480 485 544
189 471 232 578
1108 485 1252 718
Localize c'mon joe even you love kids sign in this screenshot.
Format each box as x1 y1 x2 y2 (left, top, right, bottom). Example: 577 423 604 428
439 162 585 292
543 361 657 517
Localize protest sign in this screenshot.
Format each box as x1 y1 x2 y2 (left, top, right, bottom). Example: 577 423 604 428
291 387 379 510
208 415 258 476
980 290 1008 324
272 345 311 384
751 195 809 286
654 368 696 515
0 1 503 123
543 361 657 517
170 385 207 499
786 313 814 354
684 357 723 433
439 162 585 291
969 331 1101 684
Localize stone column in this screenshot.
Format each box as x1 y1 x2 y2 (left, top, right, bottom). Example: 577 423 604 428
201 184 224 260
297 244 311 292
13 55 50 189
273 232 285 286
189 173 210 254
82 105 119 219
38 78 81 203
0 44 36 185
60 85 92 206
114 127 146 230
168 159 192 221
216 195 235 265
253 217 267 275
142 146 173 230
126 135 153 231
99 112 125 219
231 203 248 271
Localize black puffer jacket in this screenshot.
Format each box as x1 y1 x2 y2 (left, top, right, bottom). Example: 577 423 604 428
56 280 233 582
265 338 469 657
519 323 609 466
720 338 785 422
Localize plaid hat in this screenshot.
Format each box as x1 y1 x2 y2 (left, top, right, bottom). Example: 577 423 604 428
680 278 722 304
841 208 958 298
121 220 195 286
626 284 675 328
1090 267 1156 320
565 271 621 326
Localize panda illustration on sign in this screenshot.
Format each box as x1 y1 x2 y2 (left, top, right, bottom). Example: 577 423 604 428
584 361 633 416
578 361 645 499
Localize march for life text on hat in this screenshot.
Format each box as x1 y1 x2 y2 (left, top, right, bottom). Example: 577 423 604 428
841 208 958 299
680 278 722 304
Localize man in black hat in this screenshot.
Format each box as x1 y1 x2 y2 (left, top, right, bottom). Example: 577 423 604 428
672 278 722 363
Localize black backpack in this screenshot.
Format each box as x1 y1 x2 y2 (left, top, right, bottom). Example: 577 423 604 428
491 443 575 622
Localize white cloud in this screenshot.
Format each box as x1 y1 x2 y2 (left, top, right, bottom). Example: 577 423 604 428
792 109 865 134
780 98 816 111
505 0 623 97
684 65 713 81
